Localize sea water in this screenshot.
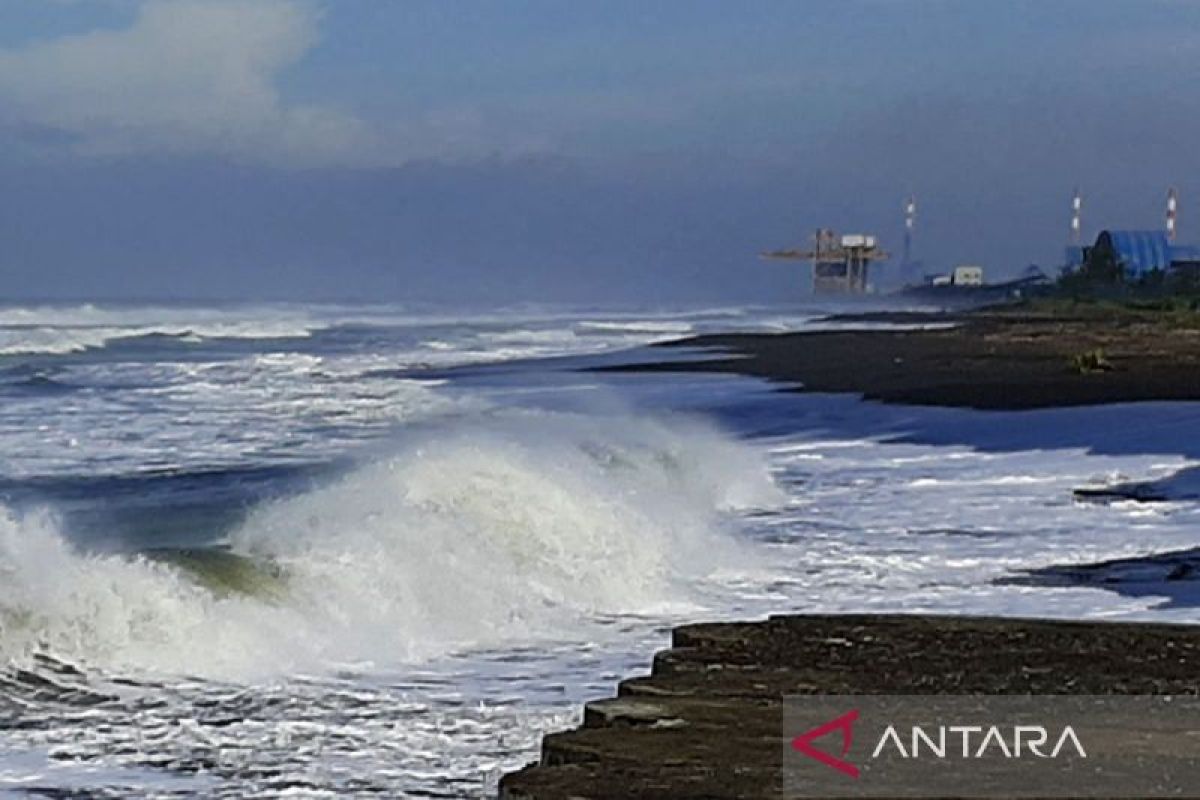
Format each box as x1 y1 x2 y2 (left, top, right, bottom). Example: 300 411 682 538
0 301 1197 797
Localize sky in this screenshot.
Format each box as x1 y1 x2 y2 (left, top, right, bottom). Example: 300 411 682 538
0 0 1198 304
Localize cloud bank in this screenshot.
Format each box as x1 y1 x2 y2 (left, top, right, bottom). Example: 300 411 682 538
0 0 385 167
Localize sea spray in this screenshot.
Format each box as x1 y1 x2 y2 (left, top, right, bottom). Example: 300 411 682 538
0 507 302 678
232 412 784 663
0 412 783 680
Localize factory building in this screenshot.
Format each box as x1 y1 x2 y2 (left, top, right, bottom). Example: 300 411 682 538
1093 231 1200 274
929 265 985 287
1064 188 1200 279
1068 230 1200 277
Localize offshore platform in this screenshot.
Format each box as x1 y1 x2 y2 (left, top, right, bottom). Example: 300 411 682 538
761 228 889 294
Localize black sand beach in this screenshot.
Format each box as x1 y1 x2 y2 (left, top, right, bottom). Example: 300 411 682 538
500 304 1200 798
603 305 1200 409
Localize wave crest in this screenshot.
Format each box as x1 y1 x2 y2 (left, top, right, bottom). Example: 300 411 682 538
0 413 780 680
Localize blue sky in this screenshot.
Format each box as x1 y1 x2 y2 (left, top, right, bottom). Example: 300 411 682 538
0 1 1197 302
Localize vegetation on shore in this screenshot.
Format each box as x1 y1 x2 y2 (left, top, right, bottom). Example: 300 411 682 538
1037 245 1200 312
999 295 1200 327
993 245 1200 328
1069 348 1113 374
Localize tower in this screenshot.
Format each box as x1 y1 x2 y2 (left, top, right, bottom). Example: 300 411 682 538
1167 187 1178 242
903 195 916 268
1070 187 1082 244
1064 187 1086 270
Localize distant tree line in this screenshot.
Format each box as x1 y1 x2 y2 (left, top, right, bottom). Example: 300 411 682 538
1056 249 1200 303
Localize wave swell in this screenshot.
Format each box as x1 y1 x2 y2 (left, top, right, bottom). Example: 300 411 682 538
0 413 780 680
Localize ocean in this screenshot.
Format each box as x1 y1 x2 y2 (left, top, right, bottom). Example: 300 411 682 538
1 301 1197 798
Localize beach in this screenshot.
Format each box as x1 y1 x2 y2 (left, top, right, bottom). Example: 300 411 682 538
2 301 1199 797
500 301 1200 798
606 303 1200 409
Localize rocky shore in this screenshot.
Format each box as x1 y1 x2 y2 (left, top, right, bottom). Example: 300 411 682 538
602 304 1200 409
499 614 1200 799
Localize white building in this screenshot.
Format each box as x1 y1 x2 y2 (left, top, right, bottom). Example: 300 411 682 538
952 265 984 286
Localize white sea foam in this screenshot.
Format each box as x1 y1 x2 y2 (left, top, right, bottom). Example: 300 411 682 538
0 304 331 354
745 428 1200 622
6 302 1200 797
0 413 780 680
577 320 696 335
0 358 463 478
0 508 296 677
0 301 866 357
0 302 908 477
1076 464 1200 501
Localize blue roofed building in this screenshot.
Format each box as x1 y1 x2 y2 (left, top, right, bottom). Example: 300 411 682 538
1097 230 1171 273
1076 230 1200 277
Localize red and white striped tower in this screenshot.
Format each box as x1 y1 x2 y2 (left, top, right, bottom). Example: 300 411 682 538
1070 187 1082 244
1167 187 1179 242
902 194 916 267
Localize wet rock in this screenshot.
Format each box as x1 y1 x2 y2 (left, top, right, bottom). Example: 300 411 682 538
1004 548 1200 609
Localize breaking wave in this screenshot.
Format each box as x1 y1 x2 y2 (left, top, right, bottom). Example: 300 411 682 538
0 413 781 680
0 323 322 356
0 303 354 355
577 320 695 335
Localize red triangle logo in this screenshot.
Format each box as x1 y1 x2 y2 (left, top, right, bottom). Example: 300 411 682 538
791 709 860 778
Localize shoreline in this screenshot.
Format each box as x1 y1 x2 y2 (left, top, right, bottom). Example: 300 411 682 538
597 304 1200 410
500 304 1200 797
499 614 1200 799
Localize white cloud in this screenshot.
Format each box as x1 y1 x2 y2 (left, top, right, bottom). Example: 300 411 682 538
0 0 386 166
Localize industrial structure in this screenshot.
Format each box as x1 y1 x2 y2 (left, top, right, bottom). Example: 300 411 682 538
762 186 1198 296
1070 187 1083 244
1087 230 1200 274
1065 187 1085 267
1168 187 1179 241
761 228 889 294
952 265 984 286
902 195 916 269
1066 187 1200 277
928 265 985 287
898 195 923 286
